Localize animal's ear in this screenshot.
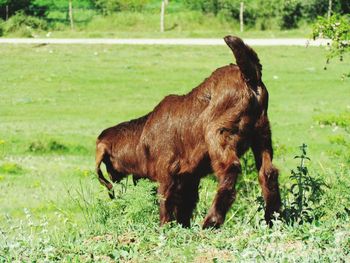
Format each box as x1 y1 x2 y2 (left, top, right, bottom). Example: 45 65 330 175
224 35 262 89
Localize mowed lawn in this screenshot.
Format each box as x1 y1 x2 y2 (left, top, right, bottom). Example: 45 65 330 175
0 44 349 261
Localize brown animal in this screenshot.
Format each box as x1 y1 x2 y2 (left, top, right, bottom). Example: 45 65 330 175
95 36 281 229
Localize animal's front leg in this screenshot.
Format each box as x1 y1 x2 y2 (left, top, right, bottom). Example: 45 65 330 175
203 147 241 229
251 115 281 225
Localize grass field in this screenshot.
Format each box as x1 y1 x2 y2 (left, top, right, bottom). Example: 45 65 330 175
0 43 349 261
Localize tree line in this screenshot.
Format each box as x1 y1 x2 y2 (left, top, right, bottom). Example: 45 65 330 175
0 0 349 29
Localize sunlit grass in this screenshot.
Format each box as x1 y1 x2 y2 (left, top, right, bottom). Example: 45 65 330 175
0 44 349 261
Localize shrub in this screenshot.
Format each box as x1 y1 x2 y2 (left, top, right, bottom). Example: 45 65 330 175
183 0 257 25
48 140 68 152
313 14 350 78
183 0 219 14
301 0 329 22
3 11 47 36
279 0 303 29
95 0 151 15
28 140 87 154
28 141 46 153
0 162 24 175
314 111 350 128
256 0 281 30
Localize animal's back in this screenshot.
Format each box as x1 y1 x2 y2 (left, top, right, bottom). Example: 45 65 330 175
138 64 255 179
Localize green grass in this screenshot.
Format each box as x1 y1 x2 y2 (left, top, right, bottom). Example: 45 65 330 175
0 44 349 261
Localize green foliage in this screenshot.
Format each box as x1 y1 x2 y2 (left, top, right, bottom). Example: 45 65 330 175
182 0 218 14
68 178 158 231
301 0 329 21
95 0 151 14
0 0 348 33
314 111 350 128
256 0 281 30
241 150 256 178
282 144 327 224
181 0 257 25
328 134 347 145
0 162 24 175
313 14 350 77
3 11 47 36
279 0 302 29
182 0 345 30
0 0 32 19
28 140 88 154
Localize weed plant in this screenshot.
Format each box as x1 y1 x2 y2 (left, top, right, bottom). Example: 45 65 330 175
282 144 327 224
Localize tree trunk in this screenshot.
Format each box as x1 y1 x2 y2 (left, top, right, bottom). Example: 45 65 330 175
5 5 8 21
69 0 74 30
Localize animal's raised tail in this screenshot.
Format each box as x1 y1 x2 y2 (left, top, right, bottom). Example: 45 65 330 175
224 35 262 90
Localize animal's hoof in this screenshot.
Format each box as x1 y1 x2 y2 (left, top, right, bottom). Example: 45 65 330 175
202 214 223 229
108 190 115 199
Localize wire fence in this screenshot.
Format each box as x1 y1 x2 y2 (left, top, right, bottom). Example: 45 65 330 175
0 3 249 30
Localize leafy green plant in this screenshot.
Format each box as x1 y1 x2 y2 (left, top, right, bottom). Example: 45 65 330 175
28 140 88 154
3 11 47 37
279 0 303 29
47 140 68 152
95 0 151 14
314 111 350 130
312 14 350 78
328 134 348 145
0 162 24 175
282 144 327 224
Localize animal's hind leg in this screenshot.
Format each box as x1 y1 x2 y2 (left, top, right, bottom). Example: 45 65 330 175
203 139 241 229
95 144 115 199
174 176 200 228
132 174 141 186
158 179 176 225
251 115 281 225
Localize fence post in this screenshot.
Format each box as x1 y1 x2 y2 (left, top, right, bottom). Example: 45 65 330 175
327 0 332 20
240 2 244 33
69 0 74 29
5 5 8 21
160 0 165 32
